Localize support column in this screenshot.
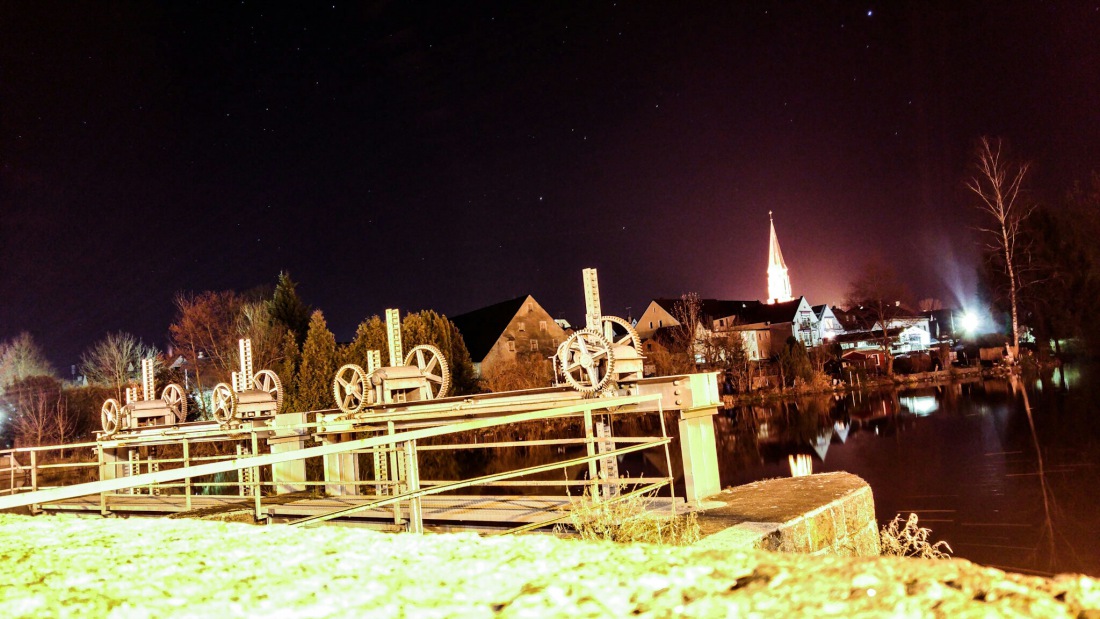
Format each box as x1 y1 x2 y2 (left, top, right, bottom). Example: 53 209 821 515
322 432 360 496
678 407 721 505
268 413 308 494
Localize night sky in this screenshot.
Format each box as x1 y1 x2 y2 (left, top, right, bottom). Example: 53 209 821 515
3 2 1099 370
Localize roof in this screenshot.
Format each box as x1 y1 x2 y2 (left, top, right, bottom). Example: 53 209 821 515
651 296 808 327
449 295 529 362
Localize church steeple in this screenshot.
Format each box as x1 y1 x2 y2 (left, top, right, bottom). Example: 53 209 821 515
767 211 793 304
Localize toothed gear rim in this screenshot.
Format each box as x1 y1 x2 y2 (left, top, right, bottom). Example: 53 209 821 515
405 344 451 399
597 315 643 355
101 398 121 435
211 383 238 425
333 363 370 414
559 328 615 394
252 369 284 412
161 384 188 423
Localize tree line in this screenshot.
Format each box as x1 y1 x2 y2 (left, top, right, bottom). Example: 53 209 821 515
0 272 478 448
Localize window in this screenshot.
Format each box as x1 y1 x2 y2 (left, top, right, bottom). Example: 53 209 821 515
530 340 538 351
507 341 515 352
648 321 653 329
658 320 663 327
518 322 526 332
539 321 547 332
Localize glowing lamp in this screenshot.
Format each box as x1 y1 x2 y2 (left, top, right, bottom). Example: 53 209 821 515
960 311 980 334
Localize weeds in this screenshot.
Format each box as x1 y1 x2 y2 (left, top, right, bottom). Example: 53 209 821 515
880 513 953 559
558 485 701 546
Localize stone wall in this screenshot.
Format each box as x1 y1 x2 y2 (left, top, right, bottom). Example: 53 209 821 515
694 472 880 556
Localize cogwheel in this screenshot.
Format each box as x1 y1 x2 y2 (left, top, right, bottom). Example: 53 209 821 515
558 328 616 395
101 398 121 435
333 363 371 414
161 384 188 423
211 382 238 425
405 344 451 399
252 369 284 413
597 315 643 355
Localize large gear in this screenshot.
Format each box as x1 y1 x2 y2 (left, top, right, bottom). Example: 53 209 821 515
101 398 121 435
211 383 238 425
160 384 188 423
252 369 284 413
596 315 643 355
558 328 616 394
333 363 371 413
405 344 451 399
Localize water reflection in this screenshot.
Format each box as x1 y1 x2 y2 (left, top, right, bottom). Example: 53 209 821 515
719 366 1100 577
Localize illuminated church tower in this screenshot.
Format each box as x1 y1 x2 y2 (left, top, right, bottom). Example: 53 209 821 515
767 211 793 304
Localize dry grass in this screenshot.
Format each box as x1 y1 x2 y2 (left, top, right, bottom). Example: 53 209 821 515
558 485 700 546
880 513 953 559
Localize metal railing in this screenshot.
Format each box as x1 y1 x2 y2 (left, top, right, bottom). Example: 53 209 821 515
0 393 677 532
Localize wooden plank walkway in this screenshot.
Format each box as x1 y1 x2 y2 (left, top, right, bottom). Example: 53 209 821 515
40 493 686 529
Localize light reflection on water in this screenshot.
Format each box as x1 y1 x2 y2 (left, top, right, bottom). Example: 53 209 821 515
717 365 1100 577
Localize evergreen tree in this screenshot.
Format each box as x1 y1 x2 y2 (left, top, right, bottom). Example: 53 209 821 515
290 310 337 412
275 328 300 412
268 271 311 346
777 336 813 387
341 315 387 367
401 310 479 395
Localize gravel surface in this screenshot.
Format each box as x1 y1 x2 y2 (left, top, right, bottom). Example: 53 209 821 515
1 514 1096 618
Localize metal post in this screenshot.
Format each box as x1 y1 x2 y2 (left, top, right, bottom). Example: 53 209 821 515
388 421 402 525
583 407 599 501
236 443 246 497
183 439 192 511
386 309 403 367
252 431 261 520
595 414 619 498
404 440 422 533
657 399 676 515
30 450 39 514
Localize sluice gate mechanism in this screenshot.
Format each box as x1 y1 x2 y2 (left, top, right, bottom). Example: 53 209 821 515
332 308 451 414
100 358 187 435
211 338 284 426
557 268 644 394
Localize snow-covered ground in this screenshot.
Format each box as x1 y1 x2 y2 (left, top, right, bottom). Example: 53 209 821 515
0 514 1095 617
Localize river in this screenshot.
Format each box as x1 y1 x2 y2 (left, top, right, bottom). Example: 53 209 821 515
717 364 1100 577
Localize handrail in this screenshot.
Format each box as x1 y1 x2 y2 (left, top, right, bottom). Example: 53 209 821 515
288 439 672 527
0 393 661 511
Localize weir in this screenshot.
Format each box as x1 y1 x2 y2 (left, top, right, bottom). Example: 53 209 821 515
1 269 724 532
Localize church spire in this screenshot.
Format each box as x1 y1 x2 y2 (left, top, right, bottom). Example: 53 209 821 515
767 211 793 304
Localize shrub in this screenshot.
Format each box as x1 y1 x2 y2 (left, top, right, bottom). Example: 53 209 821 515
559 485 700 546
880 513 953 559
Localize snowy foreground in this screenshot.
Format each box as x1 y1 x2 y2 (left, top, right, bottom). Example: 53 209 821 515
1 514 1097 618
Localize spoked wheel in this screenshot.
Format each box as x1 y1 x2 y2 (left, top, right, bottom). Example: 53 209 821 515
558 329 616 394
404 344 451 399
161 384 188 423
333 363 371 414
596 315 643 355
101 398 122 435
252 369 284 412
211 383 239 425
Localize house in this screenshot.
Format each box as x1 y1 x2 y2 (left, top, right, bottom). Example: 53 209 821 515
635 295 821 361
449 295 567 378
813 305 844 343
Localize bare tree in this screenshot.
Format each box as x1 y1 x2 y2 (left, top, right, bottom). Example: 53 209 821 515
9 377 68 448
0 332 55 392
966 136 1036 354
80 332 158 404
481 355 554 392
847 259 911 376
671 293 705 367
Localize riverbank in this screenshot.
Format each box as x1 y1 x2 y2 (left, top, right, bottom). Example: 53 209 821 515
1 514 1095 617
723 366 992 407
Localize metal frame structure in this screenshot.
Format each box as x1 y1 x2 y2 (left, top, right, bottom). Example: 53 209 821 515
1 372 723 532
100 359 188 435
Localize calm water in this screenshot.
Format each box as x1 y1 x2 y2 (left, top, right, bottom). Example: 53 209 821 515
717 365 1100 577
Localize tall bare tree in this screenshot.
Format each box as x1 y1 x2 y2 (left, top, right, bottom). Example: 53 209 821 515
846 259 911 376
671 292 705 367
80 332 158 404
966 136 1035 354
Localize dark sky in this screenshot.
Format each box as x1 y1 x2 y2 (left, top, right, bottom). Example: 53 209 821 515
3 1 1099 370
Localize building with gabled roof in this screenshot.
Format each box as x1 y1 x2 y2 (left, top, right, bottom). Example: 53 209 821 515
449 295 567 378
